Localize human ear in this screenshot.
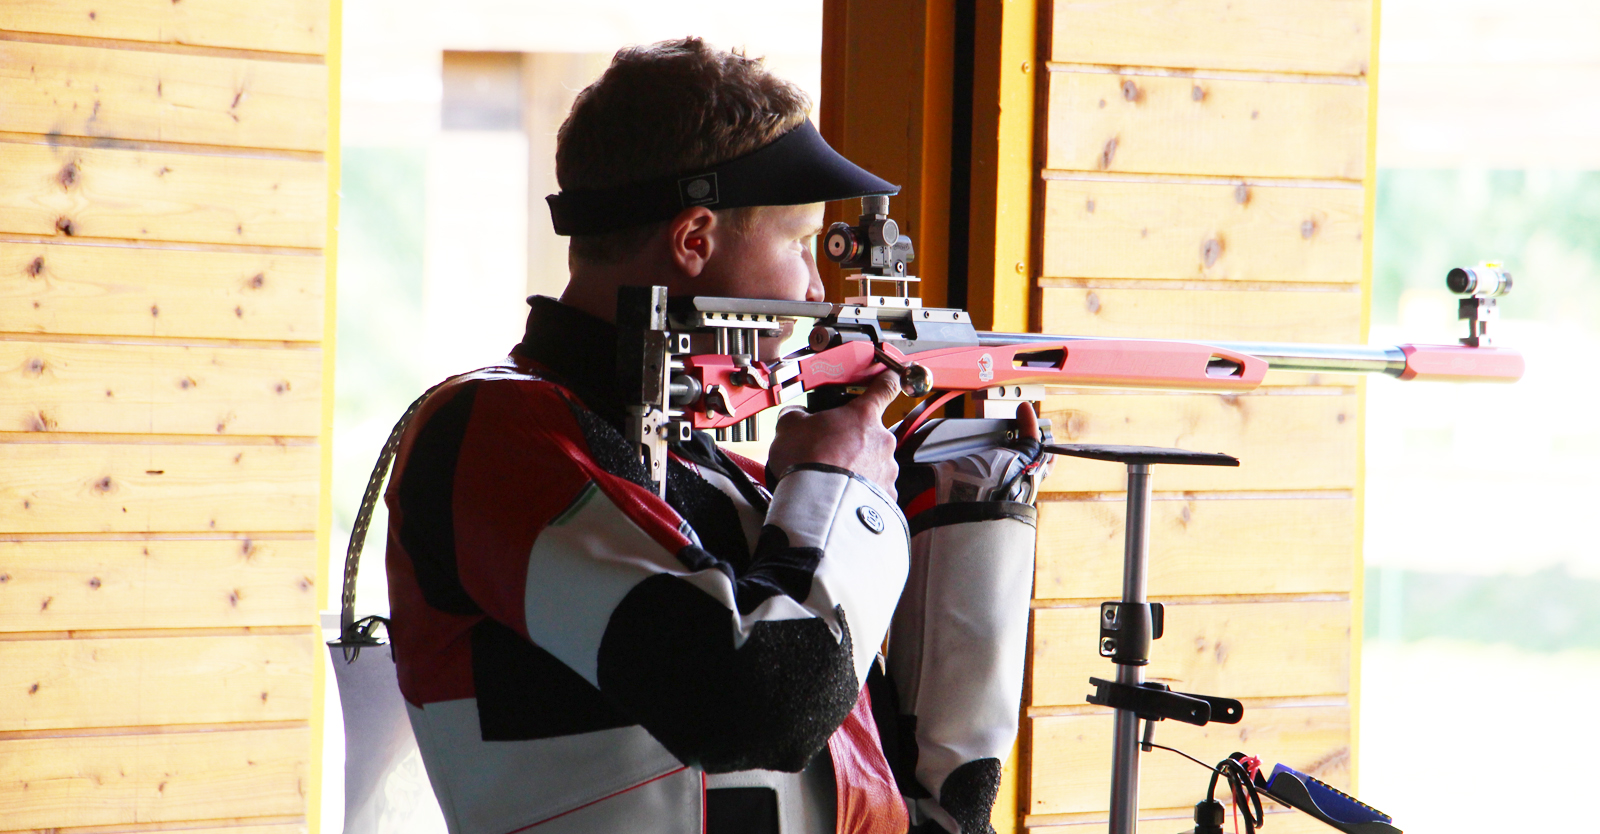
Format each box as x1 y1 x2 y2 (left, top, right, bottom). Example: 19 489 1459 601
668 207 717 278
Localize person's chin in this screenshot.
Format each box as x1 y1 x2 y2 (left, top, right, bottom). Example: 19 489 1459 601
758 319 796 361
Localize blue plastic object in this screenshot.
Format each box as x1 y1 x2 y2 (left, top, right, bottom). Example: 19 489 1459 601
1263 764 1401 834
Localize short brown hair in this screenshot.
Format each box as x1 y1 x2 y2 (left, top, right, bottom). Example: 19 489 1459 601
556 37 811 264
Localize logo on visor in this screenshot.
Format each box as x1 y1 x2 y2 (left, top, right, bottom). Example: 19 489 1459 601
679 173 719 207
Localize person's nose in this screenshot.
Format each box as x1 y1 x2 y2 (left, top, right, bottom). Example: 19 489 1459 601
803 250 825 302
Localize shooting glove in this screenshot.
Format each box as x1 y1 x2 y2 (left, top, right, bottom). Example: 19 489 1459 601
886 418 1049 834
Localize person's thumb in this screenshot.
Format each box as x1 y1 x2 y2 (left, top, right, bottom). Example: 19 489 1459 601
852 369 902 421
1017 401 1040 441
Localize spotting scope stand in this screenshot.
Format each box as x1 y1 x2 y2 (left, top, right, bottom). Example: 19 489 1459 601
1059 445 1247 834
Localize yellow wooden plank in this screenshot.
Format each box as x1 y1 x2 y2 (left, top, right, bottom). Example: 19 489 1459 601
0 341 321 436
1258 370 1360 388
0 442 319 534
1029 704 1349 816
0 141 325 248
1050 0 1371 76
0 42 327 152
310 4 340 829
965 0 1038 333
814 0 956 308
0 726 308 828
993 738 1020 834
1 242 323 341
1039 392 1358 493
1039 179 1364 283
1030 601 1351 707
1351 0 1377 798
1035 497 1354 600
139 825 308 834
0 539 317 631
134 826 307 834
1216 812 1362 834
1038 286 1361 344
0 0 327 56
0 633 313 731
1025 809 1346 832
1045 71 1367 180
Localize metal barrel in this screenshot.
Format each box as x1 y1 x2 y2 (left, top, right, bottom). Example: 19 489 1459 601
976 332 1409 377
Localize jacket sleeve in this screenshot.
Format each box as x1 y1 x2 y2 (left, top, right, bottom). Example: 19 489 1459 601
401 378 909 774
887 426 1045 834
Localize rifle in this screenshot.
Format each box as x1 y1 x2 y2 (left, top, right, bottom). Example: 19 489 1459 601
614 197 1516 833
618 195 1523 496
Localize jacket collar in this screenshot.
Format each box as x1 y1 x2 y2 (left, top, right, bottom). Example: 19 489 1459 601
512 296 626 426
513 296 770 509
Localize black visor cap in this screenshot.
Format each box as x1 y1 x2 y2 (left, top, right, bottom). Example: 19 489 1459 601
545 120 899 236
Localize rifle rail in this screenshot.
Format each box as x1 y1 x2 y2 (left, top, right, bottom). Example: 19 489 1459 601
979 332 1410 377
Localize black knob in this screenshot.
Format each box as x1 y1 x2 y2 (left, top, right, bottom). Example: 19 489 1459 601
823 223 860 264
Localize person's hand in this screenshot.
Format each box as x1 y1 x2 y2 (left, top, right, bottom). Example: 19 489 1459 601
765 370 901 497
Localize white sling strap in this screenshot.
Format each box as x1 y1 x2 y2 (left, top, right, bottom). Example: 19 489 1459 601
327 387 448 834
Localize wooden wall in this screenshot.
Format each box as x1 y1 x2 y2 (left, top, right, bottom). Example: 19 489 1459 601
0 2 333 832
825 1 1376 830
1025 0 1375 830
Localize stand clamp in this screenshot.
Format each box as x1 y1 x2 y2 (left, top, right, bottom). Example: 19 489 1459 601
1098 600 1164 665
1086 678 1242 727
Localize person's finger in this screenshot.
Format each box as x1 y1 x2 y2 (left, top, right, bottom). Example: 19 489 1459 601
773 405 811 433
1017 401 1040 441
850 369 902 419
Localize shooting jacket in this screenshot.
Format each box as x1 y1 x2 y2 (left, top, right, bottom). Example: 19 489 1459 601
385 298 911 834
386 297 1037 834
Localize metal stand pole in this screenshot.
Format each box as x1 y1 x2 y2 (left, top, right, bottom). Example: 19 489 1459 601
1047 442 1239 834
1108 463 1152 834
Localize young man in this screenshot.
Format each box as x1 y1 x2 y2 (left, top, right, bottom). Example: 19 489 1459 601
385 38 1040 834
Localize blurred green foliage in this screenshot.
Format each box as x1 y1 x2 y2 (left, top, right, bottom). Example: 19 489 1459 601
1372 169 1600 325
331 147 428 536
334 147 428 421
1367 169 1600 652
1365 565 1600 652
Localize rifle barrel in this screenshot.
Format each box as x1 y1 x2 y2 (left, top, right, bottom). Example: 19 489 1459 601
976 332 1409 377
